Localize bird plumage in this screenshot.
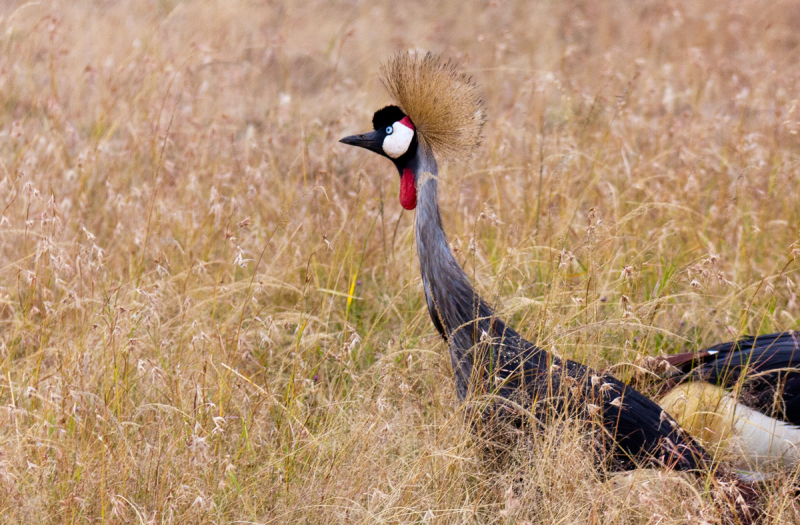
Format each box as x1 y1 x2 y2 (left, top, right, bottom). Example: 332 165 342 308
411 141 708 473
663 332 800 425
656 331 800 469
363 52 711 473
340 52 759 518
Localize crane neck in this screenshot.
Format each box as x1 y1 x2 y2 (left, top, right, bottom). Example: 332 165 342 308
407 148 509 398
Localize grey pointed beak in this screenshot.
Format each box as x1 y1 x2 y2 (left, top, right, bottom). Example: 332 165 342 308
340 130 384 155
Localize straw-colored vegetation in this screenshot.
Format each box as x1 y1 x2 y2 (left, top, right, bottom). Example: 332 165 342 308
1 0 799 523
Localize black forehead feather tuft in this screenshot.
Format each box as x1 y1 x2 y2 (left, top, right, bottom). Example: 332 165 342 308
372 105 407 130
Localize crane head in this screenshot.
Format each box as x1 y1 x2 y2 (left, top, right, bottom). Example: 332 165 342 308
340 105 417 160
340 53 486 211
340 105 419 210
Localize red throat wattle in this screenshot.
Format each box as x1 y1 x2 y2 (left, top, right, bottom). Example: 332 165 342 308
399 168 416 210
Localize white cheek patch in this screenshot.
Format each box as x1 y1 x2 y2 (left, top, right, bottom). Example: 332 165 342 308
382 121 414 159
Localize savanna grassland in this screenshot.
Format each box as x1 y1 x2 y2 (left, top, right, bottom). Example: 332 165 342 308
1 0 800 523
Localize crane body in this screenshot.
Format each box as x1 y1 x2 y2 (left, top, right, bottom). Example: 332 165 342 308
339 52 758 518
411 145 708 472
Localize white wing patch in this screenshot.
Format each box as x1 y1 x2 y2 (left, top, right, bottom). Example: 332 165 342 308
730 400 800 469
660 381 800 470
383 121 414 159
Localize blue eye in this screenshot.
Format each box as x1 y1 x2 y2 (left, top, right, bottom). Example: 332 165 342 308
385 126 393 135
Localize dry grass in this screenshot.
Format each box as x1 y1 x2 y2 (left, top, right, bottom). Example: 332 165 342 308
1 0 800 523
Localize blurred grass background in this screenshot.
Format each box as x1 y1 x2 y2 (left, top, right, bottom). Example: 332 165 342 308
0 0 799 522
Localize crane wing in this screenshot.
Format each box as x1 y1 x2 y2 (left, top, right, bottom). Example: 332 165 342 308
667 332 800 425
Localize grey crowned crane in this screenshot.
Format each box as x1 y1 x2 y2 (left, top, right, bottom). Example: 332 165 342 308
655 331 800 471
339 52 757 515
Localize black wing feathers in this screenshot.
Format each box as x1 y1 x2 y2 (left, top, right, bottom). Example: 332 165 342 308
485 326 710 472
676 332 800 425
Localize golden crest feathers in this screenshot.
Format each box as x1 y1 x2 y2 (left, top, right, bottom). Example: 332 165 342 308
379 52 486 162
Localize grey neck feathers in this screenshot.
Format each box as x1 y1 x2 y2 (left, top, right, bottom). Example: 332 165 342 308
410 148 511 399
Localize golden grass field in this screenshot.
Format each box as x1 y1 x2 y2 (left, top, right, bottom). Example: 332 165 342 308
1 0 800 522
